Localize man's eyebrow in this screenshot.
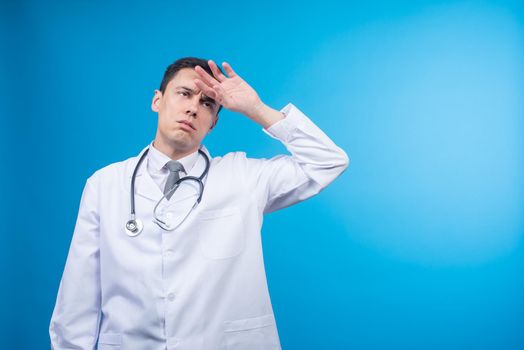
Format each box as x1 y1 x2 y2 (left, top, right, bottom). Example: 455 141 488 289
176 86 197 94
176 85 217 104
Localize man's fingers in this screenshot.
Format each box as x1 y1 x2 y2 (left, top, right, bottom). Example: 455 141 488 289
208 60 227 82
195 65 220 87
221 62 237 77
194 79 218 100
212 84 227 104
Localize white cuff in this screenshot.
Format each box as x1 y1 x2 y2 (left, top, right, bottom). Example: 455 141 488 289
262 103 305 142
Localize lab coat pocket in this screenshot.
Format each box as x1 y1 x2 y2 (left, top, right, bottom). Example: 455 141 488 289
97 333 122 350
197 207 245 260
224 314 280 350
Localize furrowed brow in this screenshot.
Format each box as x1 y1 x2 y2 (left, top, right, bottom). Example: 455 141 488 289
176 85 217 105
177 86 197 94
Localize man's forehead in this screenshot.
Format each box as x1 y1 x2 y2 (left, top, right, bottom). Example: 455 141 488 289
168 69 199 88
177 85 201 95
167 81 204 97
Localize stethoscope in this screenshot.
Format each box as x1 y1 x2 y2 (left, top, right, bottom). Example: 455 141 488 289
124 147 210 237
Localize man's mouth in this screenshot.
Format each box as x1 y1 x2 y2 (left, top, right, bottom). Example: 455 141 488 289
177 120 196 131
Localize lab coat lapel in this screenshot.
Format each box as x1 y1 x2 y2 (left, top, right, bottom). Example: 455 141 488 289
135 169 164 202
126 146 164 202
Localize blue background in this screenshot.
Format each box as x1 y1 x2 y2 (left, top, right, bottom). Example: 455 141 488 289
2 0 524 349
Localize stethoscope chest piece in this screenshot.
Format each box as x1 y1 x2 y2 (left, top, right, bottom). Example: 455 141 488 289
125 218 143 237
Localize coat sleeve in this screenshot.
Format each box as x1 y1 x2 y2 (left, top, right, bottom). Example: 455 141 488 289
244 103 349 214
49 174 101 350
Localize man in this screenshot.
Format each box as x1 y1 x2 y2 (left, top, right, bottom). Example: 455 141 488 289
50 57 349 349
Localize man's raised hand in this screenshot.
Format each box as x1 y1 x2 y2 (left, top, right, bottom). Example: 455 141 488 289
194 60 263 118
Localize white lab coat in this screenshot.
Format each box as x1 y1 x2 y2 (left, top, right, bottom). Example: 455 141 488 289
49 103 349 350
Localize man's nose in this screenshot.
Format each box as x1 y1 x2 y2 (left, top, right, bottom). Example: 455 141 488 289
185 97 199 117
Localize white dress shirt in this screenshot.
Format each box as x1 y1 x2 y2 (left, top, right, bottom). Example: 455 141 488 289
146 143 199 194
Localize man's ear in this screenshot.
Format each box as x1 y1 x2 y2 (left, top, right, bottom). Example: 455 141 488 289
151 89 162 112
209 115 219 132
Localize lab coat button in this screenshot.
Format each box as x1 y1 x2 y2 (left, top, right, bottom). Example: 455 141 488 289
165 249 174 256
168 293 175 301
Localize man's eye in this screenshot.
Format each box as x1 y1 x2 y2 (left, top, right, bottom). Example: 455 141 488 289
202 100 216 109
179 91 189 97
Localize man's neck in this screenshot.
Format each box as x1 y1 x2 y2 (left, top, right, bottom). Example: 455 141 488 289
152 138 198 161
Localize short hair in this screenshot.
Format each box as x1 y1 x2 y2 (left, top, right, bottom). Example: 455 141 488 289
159 57 223 114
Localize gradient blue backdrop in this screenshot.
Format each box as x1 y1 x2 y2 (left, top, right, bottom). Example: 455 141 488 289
2 0 524 349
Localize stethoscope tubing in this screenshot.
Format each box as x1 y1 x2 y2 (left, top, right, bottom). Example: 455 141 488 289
125 147 210 236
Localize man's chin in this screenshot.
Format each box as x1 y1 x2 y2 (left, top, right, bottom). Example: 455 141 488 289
168 136 197 150
171 129 192 139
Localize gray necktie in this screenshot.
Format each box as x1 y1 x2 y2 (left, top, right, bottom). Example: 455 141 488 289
164 161 184 200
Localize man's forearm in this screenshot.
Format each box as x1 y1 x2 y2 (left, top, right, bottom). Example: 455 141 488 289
247 101 285 129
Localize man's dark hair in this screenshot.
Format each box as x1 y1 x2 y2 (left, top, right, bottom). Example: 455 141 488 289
159 57 223 114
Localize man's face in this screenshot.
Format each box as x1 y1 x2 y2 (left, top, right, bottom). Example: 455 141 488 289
152 68 219 153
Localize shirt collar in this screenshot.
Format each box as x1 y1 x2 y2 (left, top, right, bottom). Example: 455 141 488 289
148 142 199 174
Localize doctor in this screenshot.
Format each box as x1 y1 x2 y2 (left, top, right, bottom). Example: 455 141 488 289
49 57 349 350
